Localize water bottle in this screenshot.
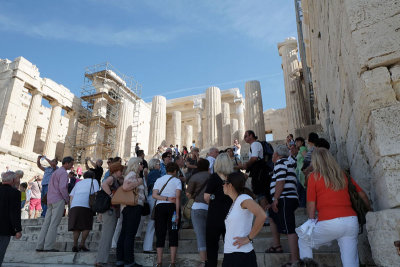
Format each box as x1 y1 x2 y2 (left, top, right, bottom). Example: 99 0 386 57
171 211 178 230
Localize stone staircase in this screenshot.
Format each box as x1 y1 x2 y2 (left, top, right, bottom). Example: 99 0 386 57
3 209 343 267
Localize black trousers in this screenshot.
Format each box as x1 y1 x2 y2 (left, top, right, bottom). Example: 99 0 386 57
205 219 225 267
222 250 257 267
0 236 11 266
154 203 179 248
116 205 143 265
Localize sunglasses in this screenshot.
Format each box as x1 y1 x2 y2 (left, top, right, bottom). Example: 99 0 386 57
222 180 230 185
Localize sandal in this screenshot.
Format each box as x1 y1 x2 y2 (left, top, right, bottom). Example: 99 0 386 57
265 245 283 253
155 263 162 267
281 262 294 267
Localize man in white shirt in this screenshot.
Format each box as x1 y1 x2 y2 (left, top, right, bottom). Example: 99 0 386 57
206 148 219 174
239 130 263 170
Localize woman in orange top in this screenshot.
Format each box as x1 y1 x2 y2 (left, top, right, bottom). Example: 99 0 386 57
298 148 371 267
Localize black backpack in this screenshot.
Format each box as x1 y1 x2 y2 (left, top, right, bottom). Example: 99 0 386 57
250 140 274 170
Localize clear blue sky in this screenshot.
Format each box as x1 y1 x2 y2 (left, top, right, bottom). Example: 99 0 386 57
0 0 297 110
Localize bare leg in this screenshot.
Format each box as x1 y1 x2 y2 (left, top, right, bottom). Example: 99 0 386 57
156 247 163 264
170 246 177 264
29 210 33 219
73 231 80 247
288 233 299 263
80 230 90 247
269 219 281 247
35 210 41 219
199 250 207 266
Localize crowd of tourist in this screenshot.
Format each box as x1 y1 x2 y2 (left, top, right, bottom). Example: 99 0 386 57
0 130 373 267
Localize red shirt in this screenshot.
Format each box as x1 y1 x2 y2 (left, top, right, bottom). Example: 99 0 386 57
307 172 362 221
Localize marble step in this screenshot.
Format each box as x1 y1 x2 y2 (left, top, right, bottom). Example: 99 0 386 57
8 236 339 254
4 251 343 267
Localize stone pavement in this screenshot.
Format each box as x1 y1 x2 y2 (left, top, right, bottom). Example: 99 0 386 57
4 209 343 266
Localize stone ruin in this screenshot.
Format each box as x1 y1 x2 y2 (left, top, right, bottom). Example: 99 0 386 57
0 0 399 265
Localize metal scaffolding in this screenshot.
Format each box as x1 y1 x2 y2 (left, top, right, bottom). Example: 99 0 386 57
72 62 142 162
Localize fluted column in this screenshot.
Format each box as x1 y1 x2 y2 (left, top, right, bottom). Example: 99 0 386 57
278 37 310 134
234 97 245 142
63 110 78 158
115 100 129 157
172 111 181 147
148 96 167 155
222 102 231 146
43 100 62 159
20 90 43 152
193 98 203 149
205 87 222 147
231 119 239 144
245 81 266 141
184 125 193 149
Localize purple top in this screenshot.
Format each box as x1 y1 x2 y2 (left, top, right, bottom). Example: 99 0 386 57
47 166 69 205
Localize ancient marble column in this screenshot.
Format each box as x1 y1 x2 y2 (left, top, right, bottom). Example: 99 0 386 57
115 99 129 157
222 102 231 146
148 95 166 155
234 97 245 142
63 110 78 158
43 100 62 159
171 111 181 147
205 86 222 147
193 98 203 149
20 90 43 152
184 125 193 149
245 81 266 141
231 118 239 144
278 37 310 134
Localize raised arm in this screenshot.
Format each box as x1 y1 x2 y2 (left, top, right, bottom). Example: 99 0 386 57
36 156 45 172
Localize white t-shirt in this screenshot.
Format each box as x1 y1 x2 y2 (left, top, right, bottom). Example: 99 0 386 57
70 178 100 209
248 141 263 160
224 194 254 253
206 156 216 174
153 174 182 205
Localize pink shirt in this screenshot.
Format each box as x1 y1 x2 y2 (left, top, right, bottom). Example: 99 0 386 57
47 166 69 205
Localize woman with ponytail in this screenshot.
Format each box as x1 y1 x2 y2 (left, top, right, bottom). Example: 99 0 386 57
221 172 267 267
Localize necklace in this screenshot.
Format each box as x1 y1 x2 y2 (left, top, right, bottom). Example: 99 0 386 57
225 195 239 220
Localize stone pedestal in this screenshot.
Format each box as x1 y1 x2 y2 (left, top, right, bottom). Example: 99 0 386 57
148 96 166 155
234 97 245 143
245 81 265 141
184 125 193 149
231 119 239 144
43 101 62 159
20 90 43 152
222 102 231 146
278 37 310 134
205 87 222 147
171 111 181 147
63 110 78 158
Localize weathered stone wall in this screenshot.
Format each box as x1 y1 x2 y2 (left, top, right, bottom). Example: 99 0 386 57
263 108 289 140
301 0 400 265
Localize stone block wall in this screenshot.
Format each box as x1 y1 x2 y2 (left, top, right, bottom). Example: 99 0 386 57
301 0 400 265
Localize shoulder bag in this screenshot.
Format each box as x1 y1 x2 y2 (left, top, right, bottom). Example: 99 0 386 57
183 179 208 220
347 175 369 234
111 180 139 206
151 176 175 220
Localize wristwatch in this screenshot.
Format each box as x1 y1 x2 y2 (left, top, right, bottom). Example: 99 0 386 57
247 235 253 244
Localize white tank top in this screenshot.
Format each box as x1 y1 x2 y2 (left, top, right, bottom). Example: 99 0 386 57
224 194 254 253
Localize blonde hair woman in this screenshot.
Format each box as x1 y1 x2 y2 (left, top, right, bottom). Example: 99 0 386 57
116 157 145 267
203 153 234 267
298 148 371 267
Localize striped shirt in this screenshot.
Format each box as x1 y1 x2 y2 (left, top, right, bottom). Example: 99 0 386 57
270 158 298 200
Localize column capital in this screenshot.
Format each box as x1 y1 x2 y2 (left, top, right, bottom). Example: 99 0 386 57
234 97 244 105
193 97 203 110
66 110 77 118
31 89 43 96
49 99 61 107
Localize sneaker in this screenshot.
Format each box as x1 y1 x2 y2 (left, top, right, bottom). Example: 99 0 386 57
72 246 79 252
